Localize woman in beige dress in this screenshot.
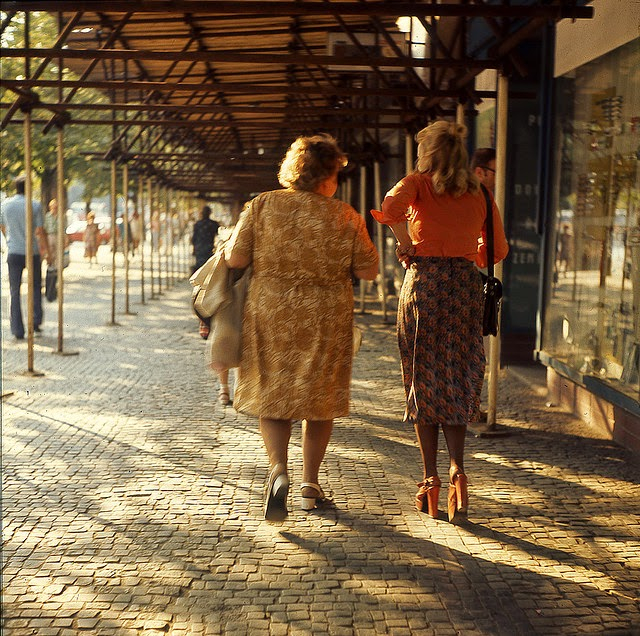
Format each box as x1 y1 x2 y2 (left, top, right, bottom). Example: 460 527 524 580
44 198 69 270
225 134 378 521
84 212 100 264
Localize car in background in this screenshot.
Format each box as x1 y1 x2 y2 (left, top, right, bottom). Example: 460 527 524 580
66 215 111 245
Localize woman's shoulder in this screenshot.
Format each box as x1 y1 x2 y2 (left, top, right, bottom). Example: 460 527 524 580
404 171 430 185
249 189 291 208
334 200 367 229
396 171 432 197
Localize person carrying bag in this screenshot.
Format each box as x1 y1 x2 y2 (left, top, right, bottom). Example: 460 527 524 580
189 242 250 404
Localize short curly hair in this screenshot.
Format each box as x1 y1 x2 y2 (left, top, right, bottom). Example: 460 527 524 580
278 134 348 191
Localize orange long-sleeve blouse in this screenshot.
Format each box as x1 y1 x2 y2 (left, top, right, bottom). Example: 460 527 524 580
371 172 509 268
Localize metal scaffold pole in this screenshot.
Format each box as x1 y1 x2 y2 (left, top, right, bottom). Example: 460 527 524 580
54 125 78 356
149 180 157 299
138 174 146 304
486 72 509 431
108 159 120 326
359 164 367 313
157 185 164 295
373 160 388 322
123 163 134 315
405 132 413 173
23 110 42 376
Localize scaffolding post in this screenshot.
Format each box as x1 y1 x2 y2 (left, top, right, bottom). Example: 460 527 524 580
108 159 121 326
373 160 388 322
138 174 146 304
486 73 509 430
53 124 79 356
148 179 157 299
358 164 367 313
22 110 42 376
123 163 135 315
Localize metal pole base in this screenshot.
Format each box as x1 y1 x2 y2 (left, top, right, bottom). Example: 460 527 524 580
52 350 80 357
468 423 513 438
21 369 45 378
106 321 123 327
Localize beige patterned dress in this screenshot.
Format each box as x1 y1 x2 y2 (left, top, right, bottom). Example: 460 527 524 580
225 189 378 420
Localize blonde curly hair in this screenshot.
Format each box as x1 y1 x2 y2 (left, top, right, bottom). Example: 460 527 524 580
415 121 479 197
278 134 348 191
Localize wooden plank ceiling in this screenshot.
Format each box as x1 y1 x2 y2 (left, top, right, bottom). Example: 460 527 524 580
1 1 592 200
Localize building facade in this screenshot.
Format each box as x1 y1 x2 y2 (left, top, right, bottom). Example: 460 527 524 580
538 1 640 451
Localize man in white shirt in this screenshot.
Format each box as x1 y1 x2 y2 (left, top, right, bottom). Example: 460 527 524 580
0 174 48 340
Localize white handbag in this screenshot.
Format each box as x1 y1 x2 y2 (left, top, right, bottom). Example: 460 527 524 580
190 245 230 321
353 324 363 356
207 267 251 372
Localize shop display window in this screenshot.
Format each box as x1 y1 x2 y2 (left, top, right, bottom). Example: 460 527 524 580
543 38 640 401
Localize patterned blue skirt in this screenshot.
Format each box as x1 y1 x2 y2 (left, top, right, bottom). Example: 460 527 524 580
397 257 485 427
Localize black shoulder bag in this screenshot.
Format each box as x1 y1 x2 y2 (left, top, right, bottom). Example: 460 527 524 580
481 184 503 337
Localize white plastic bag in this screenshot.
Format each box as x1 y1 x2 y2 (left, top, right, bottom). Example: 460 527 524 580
207 268 251 372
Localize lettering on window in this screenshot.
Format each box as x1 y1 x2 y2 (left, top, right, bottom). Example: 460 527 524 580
511 250 540 265
514 184 540 197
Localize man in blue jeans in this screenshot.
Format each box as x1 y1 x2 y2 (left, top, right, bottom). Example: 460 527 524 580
0 174 49 340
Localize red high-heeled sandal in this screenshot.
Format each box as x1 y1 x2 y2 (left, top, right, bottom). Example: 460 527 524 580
448 472 468 524
415 476 441 518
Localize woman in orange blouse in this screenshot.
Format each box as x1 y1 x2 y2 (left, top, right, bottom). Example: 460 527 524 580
372 121 508 524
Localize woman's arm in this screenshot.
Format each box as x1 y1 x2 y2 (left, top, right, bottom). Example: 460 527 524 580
389 222 415 268
389 222 412 251
223 198 254 269
353 261 378 280
225 251 251 269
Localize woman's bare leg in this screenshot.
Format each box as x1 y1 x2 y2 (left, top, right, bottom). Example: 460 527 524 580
261 418 292 520
442 424 468 522
259 417 292 470
414 423 439 480
441 424 466 478
302 419 333 494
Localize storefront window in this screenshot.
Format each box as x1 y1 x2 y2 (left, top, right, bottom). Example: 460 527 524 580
543 38 640 401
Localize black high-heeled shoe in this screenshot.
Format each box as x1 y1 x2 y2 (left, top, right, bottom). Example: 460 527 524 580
447 472 468 524
264 463 289 522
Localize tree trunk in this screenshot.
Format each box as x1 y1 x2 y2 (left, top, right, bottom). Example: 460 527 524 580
40 166 57 211
40 166 68 214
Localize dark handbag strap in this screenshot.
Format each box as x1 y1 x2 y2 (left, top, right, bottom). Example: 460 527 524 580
481 184 494 278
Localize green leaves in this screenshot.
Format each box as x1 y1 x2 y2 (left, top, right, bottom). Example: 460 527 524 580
1 11 111 199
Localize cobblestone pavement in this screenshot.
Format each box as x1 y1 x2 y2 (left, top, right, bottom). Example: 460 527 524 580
2 242 640 635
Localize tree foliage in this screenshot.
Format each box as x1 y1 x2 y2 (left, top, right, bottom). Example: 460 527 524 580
1 11 112 208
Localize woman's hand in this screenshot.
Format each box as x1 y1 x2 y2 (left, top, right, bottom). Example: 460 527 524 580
395 242 416 269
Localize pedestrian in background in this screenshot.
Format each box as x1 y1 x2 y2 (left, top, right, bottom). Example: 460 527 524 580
191 204 220 274
0 174 48 340
83 212 100 265
224 133 378 521
191 205 220 338
150 211 161 255
470 147 496 194
44 198 69 270
191 204 227 402
470 146 497 424
129 209 142 256
372 121 508 524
